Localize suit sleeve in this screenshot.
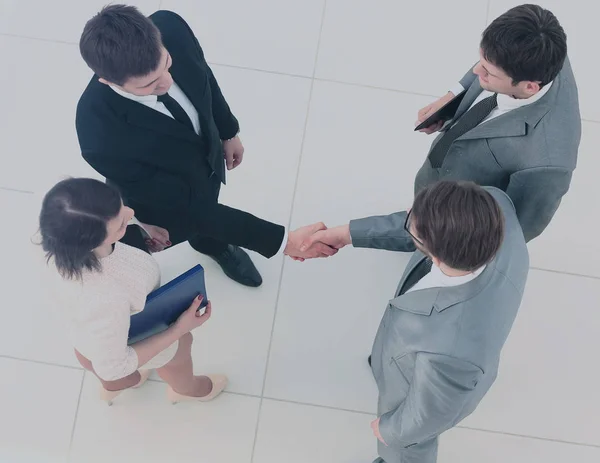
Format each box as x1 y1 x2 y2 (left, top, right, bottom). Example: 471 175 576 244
505 166 572 242
349 211 415 252
378 352 483 449
84 148 284 257
206 65 239 140
77 106 284 258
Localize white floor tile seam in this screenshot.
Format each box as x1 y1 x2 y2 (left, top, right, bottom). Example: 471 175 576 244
456 425 600 450
66 371 87 462
209 61 313 81
4 359 598 451
0 32 77 47
249 3 329 462
530 266 600 281
0 31 452 99
0 354 83 371
3 32 600 125
255 396 600 450
0 186 34 194
143 377 600 448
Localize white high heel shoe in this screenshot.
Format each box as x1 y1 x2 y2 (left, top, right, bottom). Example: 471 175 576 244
166 375 228 404
99 369 152 406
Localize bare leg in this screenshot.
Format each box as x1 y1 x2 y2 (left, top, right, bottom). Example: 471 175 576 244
74 349 141 391
156 332 212 397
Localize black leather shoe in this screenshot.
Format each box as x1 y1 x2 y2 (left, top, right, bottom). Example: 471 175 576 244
368 355 372 367
209 245 262 287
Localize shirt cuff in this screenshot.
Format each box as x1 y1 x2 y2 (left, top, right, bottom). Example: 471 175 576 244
277 226 288 255
449 82 465 97
129 217 150 239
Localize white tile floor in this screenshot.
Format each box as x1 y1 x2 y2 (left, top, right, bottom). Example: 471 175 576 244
0 0 598 462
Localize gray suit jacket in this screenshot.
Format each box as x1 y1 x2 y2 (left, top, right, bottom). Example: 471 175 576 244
413 58 581 242
352 188 529 461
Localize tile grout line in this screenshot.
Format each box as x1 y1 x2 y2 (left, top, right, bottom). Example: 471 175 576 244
147 379 600 450
485 0 492 26
0 186 34 194
0 32 76 46
3 356 600 450
248 1 329 461
313 76 440 98
456 425 600 449
0 354 83 371
210 61 445 99
530 266 600 281
66 371 86 462
209 61 313 80
1 31 600 124
253 395 376 417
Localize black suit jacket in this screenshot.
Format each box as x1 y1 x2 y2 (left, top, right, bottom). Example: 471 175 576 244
76 10 284 258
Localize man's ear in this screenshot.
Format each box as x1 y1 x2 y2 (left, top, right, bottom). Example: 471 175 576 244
522 80 541 96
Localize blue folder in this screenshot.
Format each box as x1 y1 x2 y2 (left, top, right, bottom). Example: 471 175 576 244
128 265 208 345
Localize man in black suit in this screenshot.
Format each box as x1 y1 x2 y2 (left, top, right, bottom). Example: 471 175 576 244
76 5 334 287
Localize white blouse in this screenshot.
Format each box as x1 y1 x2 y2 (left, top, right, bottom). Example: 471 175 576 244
62 242 162 380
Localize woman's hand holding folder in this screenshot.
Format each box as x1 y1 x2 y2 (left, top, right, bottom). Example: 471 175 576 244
130 295 212 367
174 295 212 335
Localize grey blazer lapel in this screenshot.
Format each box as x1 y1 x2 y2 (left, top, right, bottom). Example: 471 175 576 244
394 252 428 297
389 258 496 315
458 114 527 141
452 81 483 122
452 67 561 141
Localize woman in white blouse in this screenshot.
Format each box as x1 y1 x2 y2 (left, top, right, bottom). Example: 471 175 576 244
39 178 227 405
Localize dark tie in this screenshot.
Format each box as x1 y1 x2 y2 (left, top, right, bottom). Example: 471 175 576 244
428 93 498 168
157 93 195 132
399 258 433 296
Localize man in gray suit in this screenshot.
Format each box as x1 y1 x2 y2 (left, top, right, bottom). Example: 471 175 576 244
300 4 577 258
414 4 580 244
303 6 578 257
312 181 529 463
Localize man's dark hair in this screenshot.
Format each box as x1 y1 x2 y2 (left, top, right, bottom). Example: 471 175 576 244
39 178 122 280
481 4 567 86
411 181 505 272
79 4 163 85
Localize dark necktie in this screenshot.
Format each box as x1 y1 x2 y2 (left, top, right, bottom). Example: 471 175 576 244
399 258 433 296
157 93 195 132
428 93 498 168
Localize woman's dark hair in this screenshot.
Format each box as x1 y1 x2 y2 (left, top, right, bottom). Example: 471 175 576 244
481 4 567 86
411 181 505 272
79 4 163 85
39 178 122 280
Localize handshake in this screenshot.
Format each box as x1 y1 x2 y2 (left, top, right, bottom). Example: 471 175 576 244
283 222 352 262
138 221 352 260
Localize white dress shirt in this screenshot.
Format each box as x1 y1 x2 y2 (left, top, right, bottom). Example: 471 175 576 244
406 263 486 294
110 82 202 135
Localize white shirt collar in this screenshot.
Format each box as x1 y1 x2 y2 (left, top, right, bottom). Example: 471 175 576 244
431 263 486 283
496 80 553 112
109 85 158 104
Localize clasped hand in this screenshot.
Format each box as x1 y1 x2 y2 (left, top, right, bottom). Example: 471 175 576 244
283 223 351 262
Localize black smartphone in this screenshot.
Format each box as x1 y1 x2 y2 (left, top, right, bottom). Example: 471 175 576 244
414 91 466 131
